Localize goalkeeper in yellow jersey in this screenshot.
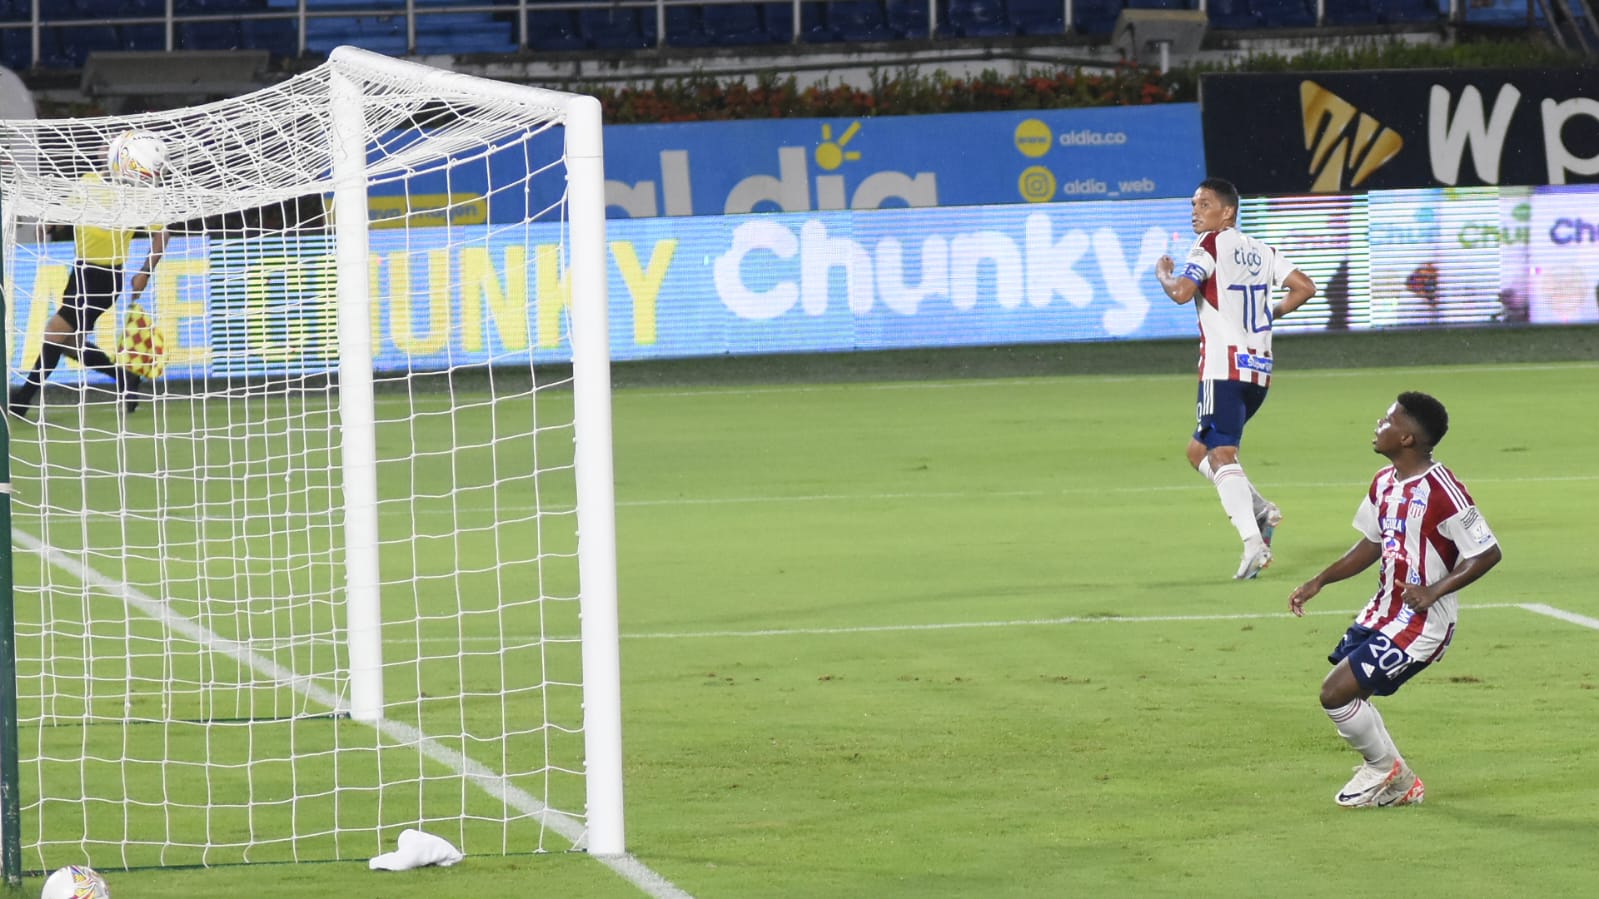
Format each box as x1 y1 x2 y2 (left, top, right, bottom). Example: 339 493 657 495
9 132 169 421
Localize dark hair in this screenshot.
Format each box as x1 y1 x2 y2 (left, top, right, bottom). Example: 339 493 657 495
1198 177 1239 210
1397 391 1449 447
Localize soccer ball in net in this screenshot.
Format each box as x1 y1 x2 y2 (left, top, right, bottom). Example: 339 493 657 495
39 865 111 899
107 130 168 184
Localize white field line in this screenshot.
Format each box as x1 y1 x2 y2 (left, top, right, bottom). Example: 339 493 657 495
387 602 1534 646
1519 603 1599 631
10 473 1598 526
13 529 692 899
102 359 1599 407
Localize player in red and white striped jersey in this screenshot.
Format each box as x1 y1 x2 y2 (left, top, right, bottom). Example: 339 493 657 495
1155 178 1316 580
1288 392 1502 808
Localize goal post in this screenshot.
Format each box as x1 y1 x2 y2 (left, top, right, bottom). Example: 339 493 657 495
0 45 623 877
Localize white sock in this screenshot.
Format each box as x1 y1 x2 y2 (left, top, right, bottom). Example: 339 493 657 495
1325 699 1400 767
1201 457 1271 517
1211 463 1262 543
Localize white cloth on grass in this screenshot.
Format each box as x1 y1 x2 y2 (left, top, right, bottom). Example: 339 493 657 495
369 828 465 871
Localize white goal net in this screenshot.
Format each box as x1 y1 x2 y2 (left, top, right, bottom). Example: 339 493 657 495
0 46 621 874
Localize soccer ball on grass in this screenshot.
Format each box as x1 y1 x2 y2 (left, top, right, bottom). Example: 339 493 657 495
39 865 110 899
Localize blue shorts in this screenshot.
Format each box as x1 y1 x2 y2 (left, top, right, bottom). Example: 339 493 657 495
1327 625 1431 697
1193 379 1268 449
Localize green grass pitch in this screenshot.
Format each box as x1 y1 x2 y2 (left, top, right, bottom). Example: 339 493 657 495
10 334 1599 898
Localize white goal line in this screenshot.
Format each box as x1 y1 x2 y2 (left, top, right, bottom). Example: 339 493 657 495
404 601 1597 644
12 527 694 899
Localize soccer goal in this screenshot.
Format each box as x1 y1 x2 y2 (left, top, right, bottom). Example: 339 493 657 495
0 46 621 881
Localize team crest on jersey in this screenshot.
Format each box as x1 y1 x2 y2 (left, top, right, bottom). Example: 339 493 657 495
1407 483 1430 518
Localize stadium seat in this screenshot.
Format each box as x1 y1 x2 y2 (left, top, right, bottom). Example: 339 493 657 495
0 26 30 69
1379 0 1443 23
1009 0 1066 35
1071 0 1124 33
944 0 1016 37
527 6 588 52
57 25 127 64
1127 0 1192 9
303 16 409 56
760 2 839 42
1207 0 1261 27
580 7 656 50
1323 0 1381 24
663 6 717 46
120 23 170 52
702 4 780 45
1251 0 1315 27
239 17 299 57
830 1 905 41
179 20 243 51
82 0 166 14
1462 0 1530 25
179 0 269 9
885 0 932 37
415 15 517 55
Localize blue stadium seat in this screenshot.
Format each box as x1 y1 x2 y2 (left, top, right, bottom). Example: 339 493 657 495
239 17 299 57
1323 0 1381 24
178 0 267 10
580 7 656 49
416 15 517 55
1071 0 1123 33
703 4 781 45
40 26 81 67
527 6 587 52
830 1 904 40
303 16 408 56
0 25 31 69
885 0 932 37
179 20 243 50
944 0 1016 36
55 25 126 66
1207 0 1261 27
83 0 166 14
1380 0 1443 23
1252 0 1315 27
664 6 717 46
1127 0 1192 9
1462 0 1530 26
120 23 170 52
1009 0 1065 35
760 3 839 42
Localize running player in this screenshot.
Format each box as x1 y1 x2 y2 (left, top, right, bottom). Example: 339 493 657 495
1288 391 1502 808
9 133 169 421
1155 177 1317 580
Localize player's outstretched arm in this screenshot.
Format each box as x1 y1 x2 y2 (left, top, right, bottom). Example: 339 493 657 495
1288 538 1381 617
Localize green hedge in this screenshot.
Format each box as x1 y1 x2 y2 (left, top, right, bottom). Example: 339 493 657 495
587 34 1579 124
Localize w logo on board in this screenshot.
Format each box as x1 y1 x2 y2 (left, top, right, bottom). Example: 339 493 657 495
1300 80 1404 192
